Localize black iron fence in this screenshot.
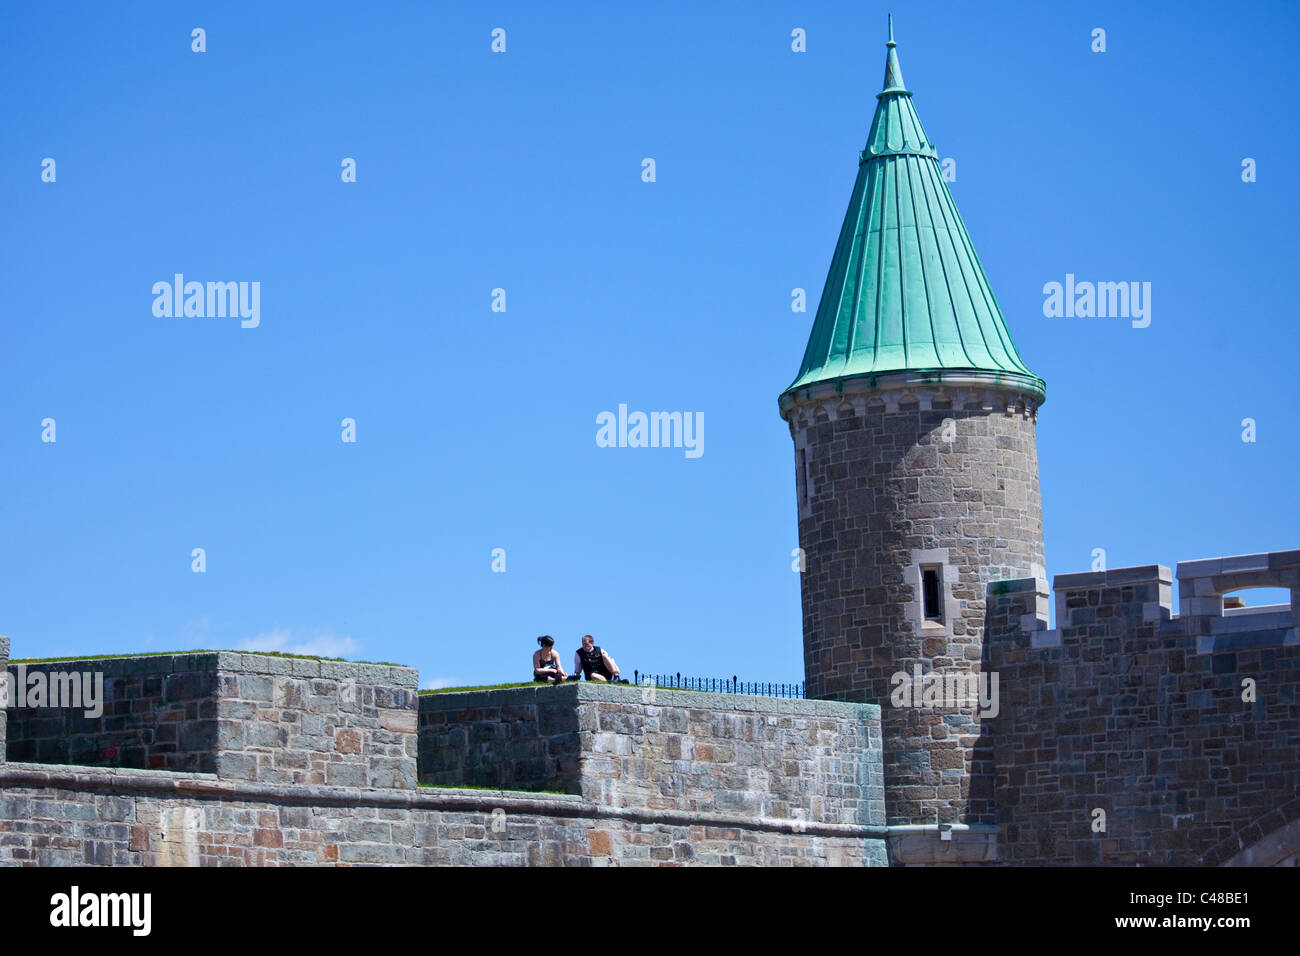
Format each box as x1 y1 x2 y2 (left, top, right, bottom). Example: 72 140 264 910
631 671 805 699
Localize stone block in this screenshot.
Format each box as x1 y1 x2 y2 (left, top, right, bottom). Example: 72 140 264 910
326 763 366 788
218 753 259 781
386 666 420 689
214 652 244 671
339 842 405 864
291 658 322 679
378 709 417 734
236 674 275 703
246 723 288 749
320 660 358 681
164 672 211 702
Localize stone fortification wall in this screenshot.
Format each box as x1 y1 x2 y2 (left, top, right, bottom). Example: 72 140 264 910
420 684 883 828
0 763 888 867
5 653 217 771
419 685 581 793
984 552 1300 865
4 651 419 789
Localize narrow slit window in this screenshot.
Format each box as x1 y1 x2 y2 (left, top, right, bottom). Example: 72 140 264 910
922 566 943 623
799 448 810 502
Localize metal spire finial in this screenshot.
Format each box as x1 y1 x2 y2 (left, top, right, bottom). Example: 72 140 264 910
881 16 905 91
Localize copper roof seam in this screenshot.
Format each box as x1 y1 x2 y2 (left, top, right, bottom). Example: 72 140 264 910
919 153 979 370
894 156 909 370
930 158 995 367
913 156 965 368
906 155 942 370
872 157 888 375
844 165 873 369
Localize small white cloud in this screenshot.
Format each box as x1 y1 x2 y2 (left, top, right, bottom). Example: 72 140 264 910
177 614 214 648
421 677 462 690
238 628 360 659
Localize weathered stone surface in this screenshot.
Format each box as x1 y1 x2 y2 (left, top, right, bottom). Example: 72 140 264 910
985 568 1300 865
786 389 1045 826
6 654 219 773
418 685 883 829
0 763 888 867
5 652 419 790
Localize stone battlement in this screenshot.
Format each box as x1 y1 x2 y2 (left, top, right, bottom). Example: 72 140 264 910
988 549 1300 651
983 548 1300 865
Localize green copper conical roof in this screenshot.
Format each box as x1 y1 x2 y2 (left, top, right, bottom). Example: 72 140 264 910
784 20 1045 402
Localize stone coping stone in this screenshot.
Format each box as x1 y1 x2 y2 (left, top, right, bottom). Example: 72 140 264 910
4 651 417 688
1178 550 1300 579
1207 628 1298 650
421 682 880 720
1223 603 1292 618
3 761 217 782
1054 564 1171 591
214 652 417 687
7 653 220 676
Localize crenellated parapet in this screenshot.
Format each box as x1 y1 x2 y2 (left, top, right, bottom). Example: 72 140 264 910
987 550 1299 651
1175 551 1300 649
984 548 1300 865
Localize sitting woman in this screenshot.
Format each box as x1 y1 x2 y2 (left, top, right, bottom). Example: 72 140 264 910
532 635 567 684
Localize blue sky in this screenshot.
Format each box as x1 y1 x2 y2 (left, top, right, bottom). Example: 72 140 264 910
2 1 1297 687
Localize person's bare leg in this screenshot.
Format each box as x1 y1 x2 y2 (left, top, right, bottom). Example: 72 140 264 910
590 673 607 682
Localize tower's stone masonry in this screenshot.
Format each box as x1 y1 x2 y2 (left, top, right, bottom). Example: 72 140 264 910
787 382 1043 825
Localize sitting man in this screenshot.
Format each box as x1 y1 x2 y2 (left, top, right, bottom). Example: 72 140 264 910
571 634 626 683
532 635 568 684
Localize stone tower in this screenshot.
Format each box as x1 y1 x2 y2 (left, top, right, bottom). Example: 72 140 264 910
779 22 1047 828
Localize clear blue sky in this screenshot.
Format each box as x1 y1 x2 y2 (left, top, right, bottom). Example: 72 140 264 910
2 1 1297 687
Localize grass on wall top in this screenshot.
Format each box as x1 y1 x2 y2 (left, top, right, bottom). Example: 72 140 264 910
419 682 553 695
8 650 404 666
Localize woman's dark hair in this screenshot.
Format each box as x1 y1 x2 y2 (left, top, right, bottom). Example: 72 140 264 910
537 635 554 647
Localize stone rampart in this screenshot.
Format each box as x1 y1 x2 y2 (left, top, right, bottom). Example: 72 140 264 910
0 763 888 866
5 651 418 789
420 684 883 828
6 654 218 772
984 552 1300 865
